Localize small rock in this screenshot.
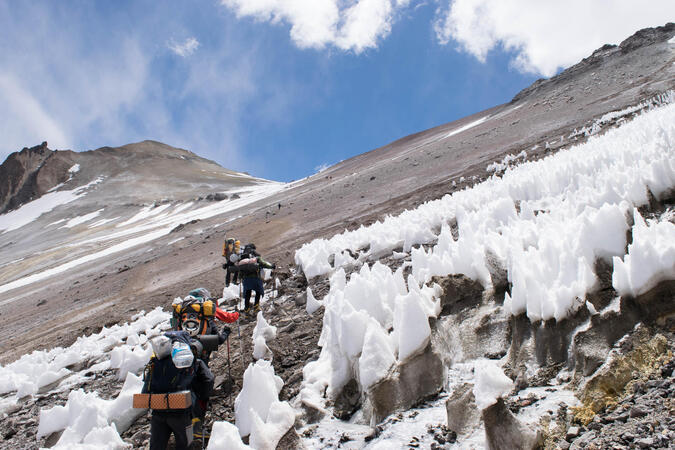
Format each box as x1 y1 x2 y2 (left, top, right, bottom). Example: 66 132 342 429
620 432 635 441
2 425 17 440
635 437 654 448
587 417 602 431
566 426 580 441
558 441 571 450
629 406 648 418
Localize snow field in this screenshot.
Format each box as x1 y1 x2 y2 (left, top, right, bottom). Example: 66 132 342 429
296 102 675 324
0 177 103 233
0 182 285 297
0 308 168 398
0 308 170 447
293 102 675 436
36 373 142 449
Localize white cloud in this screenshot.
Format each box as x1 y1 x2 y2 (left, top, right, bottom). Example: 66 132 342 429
169 37 200 57
221 0 412 52
434 0 675 76
0 74 71 153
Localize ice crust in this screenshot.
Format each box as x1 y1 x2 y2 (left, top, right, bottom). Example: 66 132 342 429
252 312 277 360
305 286 323 314
296 103 675 412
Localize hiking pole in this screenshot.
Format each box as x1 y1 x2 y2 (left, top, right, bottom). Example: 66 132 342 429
236 315 245 372
226 338 232 406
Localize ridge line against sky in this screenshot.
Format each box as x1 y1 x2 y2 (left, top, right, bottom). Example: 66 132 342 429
1 1 673 182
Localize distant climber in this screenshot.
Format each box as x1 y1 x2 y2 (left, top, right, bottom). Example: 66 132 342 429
141 331 214 450
222 238 241 287
232 243 275 315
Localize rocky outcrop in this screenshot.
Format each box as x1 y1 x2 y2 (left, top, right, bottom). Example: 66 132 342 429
363 343 444 425
483 398 542 450
445 383 480 436
511 23 675 103
0 142 75 213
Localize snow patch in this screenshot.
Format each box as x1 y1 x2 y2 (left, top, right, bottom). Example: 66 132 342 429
232 360 295 449
473 359 514 410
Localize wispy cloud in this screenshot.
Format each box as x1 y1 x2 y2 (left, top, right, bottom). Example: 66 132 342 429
433 0 675 76
169 37 200 57
0 73 70 152
0 2 272 176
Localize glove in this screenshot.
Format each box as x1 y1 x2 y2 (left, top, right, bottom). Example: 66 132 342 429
271 263 276 269
218 326 232 344
222 263 227 270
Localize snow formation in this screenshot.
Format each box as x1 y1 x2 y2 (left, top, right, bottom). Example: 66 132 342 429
0 308 169 446
229 360 295 450
295 101 675 424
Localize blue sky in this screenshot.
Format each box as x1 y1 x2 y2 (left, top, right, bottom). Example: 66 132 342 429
1 1 672 182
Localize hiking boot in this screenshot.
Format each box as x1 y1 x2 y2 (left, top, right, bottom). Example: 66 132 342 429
253 304 261 314
193 417 210 440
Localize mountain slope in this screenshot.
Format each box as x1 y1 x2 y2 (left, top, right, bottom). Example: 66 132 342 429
0 23 673 450
0 24 673 363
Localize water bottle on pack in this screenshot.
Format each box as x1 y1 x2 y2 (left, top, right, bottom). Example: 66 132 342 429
171 341 194 368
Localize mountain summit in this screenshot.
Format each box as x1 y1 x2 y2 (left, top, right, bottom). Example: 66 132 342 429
0 140 266 214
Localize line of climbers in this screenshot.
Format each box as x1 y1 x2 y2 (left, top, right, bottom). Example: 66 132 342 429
135 236 277 449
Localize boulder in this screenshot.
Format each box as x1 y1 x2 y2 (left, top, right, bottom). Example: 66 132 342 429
364 344 443 424
482 398 542 450
432 274 484 317
333 379 361 420
445 383 480 435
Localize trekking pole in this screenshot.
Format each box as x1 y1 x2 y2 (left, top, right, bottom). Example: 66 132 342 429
236 316 245 372
226 338 232 406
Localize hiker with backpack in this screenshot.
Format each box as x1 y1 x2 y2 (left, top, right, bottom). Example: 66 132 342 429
171 288 239 363
232 243 275 315
141 331 214 450
222 238 241 287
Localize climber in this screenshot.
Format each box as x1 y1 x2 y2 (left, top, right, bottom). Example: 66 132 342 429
142 331 214 450
232 243 275 316
222 238 241 287
171 288 239 363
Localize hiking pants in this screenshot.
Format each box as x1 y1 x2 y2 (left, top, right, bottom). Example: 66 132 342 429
149 411 192 450
225 263 238 286
243 277 264 309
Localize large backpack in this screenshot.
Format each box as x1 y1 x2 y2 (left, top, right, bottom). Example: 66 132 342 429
223 238 240 261
236 256 259 276
143 332 195 395
172 295 216 336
